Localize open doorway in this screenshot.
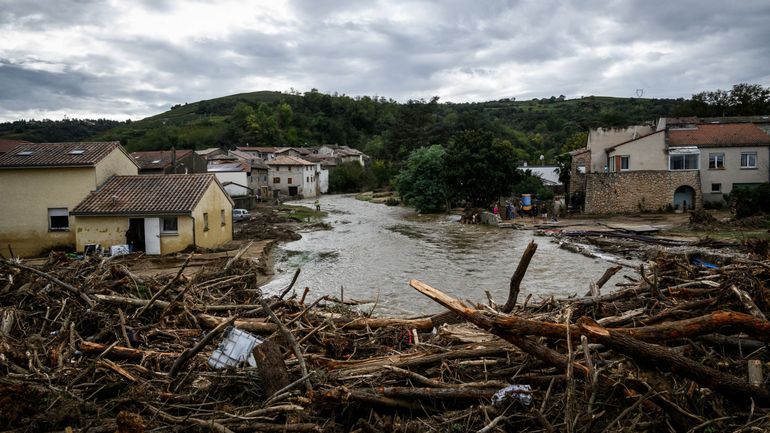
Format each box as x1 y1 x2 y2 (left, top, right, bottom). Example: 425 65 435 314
674 185 695 210
127 218 145 252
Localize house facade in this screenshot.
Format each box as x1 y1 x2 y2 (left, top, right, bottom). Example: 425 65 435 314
317 145 368 166
229 150 270 198
571 117 770 213
72 174 233 255
207 161 253 197
267 155 318 198
0 141 139 257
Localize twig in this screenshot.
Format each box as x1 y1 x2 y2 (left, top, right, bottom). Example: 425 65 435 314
501 241 537 313
133 253 192 319
224 241 253 271
277 268 301 300
4 260 94 307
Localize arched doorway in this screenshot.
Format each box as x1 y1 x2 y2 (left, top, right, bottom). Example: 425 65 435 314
673 185 695 210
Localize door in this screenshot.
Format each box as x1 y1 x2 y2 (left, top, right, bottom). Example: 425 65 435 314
127 218 145 252
143 217 161 255
673 186 695 210
288 186 298 196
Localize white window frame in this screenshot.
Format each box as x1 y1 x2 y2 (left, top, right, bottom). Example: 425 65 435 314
708 153 725 169
669 147 700 171
710 183 722 193
741 152 757 169
620 155 629 170
48 208 69 231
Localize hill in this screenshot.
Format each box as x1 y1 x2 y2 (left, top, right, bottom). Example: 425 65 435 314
0 89 701 163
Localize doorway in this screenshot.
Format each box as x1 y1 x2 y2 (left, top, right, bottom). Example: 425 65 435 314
288 186 299 196
127 218 145 252
673 185 695 210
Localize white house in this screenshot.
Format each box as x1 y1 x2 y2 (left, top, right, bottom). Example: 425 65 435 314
207 161 252 197
267 155 318 198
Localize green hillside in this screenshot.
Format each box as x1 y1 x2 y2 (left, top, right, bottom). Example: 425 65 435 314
2 83 767 165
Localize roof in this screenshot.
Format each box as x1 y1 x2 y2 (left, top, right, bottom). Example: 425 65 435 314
236 146 281 153
207 162 250 172
195 147 223 155
302 154 337 166
667 123 770 147
130 149 193 169
518 166 561 185
276 147 314 155
320 144 364 156
0 139 32 154
267 155 314 166
0 141 133 169
72 174 230 215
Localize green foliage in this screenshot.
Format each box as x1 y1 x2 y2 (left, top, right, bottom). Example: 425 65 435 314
395 145 448 213
444 130 521 206
329 162 376 193
511 170 554 200
731 183 770 219
677 83 770 117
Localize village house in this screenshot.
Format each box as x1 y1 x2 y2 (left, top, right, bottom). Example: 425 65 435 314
267 155 319 198
0 141 139 257
570 117 770 213
195 147 226 161
130 149 207 174
229 149 270 199
235 146 281 161
72 174 232 255
317 144 368 166
207 160 253 197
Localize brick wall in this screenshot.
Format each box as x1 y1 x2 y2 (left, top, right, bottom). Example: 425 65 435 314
584 170 702 214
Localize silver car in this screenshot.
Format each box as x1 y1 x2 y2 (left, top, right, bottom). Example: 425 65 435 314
232 209 251 222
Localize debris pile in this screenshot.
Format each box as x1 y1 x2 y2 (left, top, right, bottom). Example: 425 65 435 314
1 241 769 432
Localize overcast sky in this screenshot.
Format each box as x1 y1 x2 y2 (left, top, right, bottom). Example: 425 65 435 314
1 0 769 121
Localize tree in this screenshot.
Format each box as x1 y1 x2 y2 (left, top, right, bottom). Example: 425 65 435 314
395 145 448 213
329 162 375 193
444 130 522 207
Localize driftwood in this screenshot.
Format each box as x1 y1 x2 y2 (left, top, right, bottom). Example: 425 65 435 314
501 240 538 313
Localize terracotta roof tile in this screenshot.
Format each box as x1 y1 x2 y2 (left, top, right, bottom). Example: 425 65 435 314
667 123 770 147
72 174 224 215
0 141 126 168
267 155 314 166
0 139 32 154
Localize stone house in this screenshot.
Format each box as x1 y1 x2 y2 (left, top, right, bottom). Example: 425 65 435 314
571 117 770 213
229 149 270 199
72 174 232 255
267 155 318 198
130 149 207 174
0 141 139 257
317 145 368 166
235 146 281 161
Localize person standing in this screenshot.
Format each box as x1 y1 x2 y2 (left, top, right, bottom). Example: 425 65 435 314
314 199 320 212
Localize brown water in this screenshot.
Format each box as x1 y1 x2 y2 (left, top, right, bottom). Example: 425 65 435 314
262 195 635 316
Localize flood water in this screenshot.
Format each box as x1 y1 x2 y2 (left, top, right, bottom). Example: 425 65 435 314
261 195 633 316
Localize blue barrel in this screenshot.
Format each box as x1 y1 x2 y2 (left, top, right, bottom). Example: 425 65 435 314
521 194 532 211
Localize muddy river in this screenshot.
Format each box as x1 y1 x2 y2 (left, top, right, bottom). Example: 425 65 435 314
261 195 633 316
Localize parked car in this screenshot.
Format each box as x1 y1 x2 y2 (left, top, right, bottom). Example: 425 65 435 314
232 209 251 222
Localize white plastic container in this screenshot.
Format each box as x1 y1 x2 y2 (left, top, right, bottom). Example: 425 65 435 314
208 327 263 369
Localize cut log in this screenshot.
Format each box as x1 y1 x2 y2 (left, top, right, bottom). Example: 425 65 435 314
80 341 179 360
730 285 767 321
197 314 278 333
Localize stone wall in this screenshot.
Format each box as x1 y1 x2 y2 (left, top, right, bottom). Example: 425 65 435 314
584 170 702 214
569 149 591 196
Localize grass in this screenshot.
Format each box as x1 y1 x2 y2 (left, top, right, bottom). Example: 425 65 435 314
277 204 326 222
662 227 770 241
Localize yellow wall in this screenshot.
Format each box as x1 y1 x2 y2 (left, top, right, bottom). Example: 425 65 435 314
95 148 139 185
160 216 195 254
192 182 233 249
74 216 129 251
0 167 96 256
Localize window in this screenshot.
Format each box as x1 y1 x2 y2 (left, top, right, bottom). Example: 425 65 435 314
287 178 292 184
161 217 178 233
711 183 722 193
306 176 310 183
68 149 85 155
669 154 699 170
620 156 629 170
48 208 69 231
273 177 280 184
708 153 725 169
220 209 226 226
203 213 209 231
741 152 757 168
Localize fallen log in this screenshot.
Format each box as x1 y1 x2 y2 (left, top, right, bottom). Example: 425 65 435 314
80 341 179 360
577 317 770 405
197 314 278 333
